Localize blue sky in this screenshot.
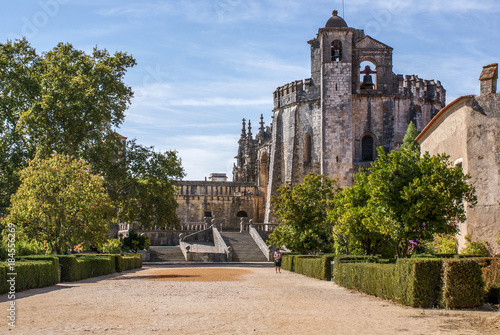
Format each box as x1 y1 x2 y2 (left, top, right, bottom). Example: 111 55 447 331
1 0 499 180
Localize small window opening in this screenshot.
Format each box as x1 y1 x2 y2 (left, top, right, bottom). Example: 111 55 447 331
361 135 374 161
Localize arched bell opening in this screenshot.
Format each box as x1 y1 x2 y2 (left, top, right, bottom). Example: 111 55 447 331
331 40 342 62
360 60 377 90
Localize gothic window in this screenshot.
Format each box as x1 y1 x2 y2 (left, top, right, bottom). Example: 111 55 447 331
361 135 374 161
304 134 312 164
331 40 342 62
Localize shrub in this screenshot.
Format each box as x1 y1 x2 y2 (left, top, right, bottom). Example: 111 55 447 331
0 235 49 261
100 239 122 254
122 230 150 252
461 235 489 257
427 234 457 255
441 259 485 309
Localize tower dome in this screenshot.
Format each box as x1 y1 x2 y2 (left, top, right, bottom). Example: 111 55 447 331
325 10 348 28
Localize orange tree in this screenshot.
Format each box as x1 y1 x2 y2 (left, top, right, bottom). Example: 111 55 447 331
4 154 114 254
268 173 340 254
360 147 476 258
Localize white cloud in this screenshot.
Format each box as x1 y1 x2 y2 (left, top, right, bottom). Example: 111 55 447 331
163 134 240 180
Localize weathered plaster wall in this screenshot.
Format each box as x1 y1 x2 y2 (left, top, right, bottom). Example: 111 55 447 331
419 95 500 255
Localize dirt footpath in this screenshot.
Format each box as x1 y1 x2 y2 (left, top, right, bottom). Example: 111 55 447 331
0 264 499 335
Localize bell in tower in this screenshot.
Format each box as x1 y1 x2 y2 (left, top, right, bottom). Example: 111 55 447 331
360 65 376 90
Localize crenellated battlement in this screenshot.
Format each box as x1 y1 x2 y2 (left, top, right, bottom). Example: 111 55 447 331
396 74 446 106
273 78 320 108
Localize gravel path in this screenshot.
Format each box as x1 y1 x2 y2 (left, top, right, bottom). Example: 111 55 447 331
0 263 498 334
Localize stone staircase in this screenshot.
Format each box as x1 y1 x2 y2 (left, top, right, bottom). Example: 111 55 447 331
149 246 185 262
220 231 269 262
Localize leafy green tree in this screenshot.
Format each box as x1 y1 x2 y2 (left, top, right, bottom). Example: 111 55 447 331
401 121 420 152
364 147 477 258
0 39 40 214
0 38 136 215
18 41 136 158
4 154 114 254
328 171 388 256
116 140 185 229
268 173 340 254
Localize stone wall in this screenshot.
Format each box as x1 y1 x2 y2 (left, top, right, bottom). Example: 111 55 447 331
176 181 264 230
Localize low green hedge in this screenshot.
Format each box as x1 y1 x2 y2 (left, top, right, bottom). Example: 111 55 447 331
0 257 60 294
282 254 335 280
58 255 116 282
332 257 488 309
281 253 300 272
333 260 395 300
116 254 142 272
0 253 143 293
102 253 142 272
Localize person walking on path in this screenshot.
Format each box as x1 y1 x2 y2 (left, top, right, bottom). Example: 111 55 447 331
274 248 282 273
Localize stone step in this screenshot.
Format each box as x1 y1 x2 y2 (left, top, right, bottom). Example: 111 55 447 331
221 232 269 262
149 246 185 262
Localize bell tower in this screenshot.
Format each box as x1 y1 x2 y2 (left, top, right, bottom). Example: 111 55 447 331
319 10 355 187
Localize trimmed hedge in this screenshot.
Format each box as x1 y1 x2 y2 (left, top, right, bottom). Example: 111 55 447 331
393 259 443 307
474 257 500 304
0 253 143 293
58 255 116 282
0 257 60 294
118 254 142 272
282 254 335 281
441 259 485 309
332 257 489 308
102 253 142 272
332 259 395 300
281 253 300 272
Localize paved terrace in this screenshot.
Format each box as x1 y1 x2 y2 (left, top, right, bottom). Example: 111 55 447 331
0 263 498 334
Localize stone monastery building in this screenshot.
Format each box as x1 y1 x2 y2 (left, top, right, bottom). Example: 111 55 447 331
233 10 445 222
176 10 446 227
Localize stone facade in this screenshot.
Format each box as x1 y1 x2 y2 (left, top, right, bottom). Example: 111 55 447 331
416 63 500 255
175 180 264 230
233 10 445 222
